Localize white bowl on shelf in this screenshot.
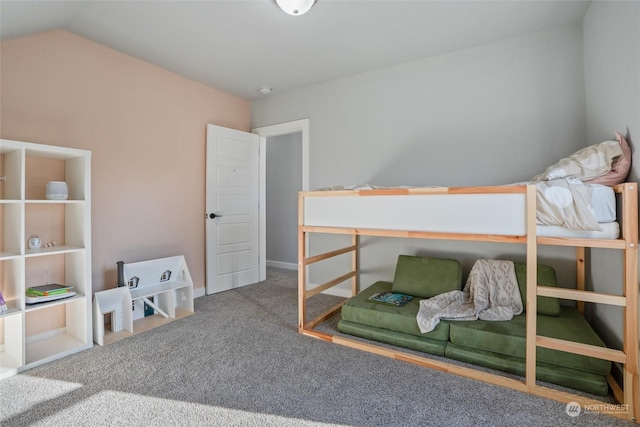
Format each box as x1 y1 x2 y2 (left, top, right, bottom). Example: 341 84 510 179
46 181 68 200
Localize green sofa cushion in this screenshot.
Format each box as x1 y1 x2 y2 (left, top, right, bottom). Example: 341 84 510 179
447 305 610 375
515 263 561 316
391 255 462 298
337 319 446 357
445 343 609 396
341 281 449 341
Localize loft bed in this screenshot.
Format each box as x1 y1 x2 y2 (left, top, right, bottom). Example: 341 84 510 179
297 182 638 423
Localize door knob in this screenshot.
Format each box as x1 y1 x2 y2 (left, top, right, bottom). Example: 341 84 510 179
208 213 223 219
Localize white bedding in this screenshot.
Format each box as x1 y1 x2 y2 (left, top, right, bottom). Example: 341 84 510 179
587 184 616 223
531 181 615 226
532 180 617 231
533 180 600 230
530 180 618 237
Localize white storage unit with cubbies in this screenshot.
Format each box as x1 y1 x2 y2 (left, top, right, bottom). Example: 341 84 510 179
0 138 91 379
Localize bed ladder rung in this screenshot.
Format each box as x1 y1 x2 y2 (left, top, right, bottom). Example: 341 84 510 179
536 336 627 364
305 271 356 299
606 373 625 404
305 244 357 265
304 300 346 330
537 286 627 307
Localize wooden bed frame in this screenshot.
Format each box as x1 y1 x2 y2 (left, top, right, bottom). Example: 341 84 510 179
297 183 638 423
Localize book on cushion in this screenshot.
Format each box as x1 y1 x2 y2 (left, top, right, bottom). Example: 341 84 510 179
368 292 413 306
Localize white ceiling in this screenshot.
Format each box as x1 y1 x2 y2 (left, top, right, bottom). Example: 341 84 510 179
0 0 591 101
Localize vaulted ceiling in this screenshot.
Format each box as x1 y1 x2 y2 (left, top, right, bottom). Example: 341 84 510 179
0 1 591 101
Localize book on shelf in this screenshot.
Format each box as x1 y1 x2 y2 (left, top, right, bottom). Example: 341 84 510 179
0 290 8 313
367 291 413 306
26 283 73 296
25 290 76 305
25 284 76 304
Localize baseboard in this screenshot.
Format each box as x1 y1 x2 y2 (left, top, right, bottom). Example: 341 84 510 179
266 260 298 271
190 270 349 300
193 287 205 298
266 261 350 297
310 283 352 298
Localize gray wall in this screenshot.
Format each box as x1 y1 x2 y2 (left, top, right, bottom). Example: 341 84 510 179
252 25 587 295
583 1 640 348
253 26 586 188
266 132 302 266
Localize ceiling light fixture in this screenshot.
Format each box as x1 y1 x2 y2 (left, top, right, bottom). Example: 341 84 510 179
259 85 273 95
275 0 316 16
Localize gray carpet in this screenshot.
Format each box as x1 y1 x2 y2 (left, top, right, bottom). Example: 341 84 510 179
0 268 633 426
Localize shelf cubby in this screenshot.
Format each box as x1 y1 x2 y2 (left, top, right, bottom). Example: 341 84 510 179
24 150 86 201
1 257 25 314
1 202 23 259
0 314 24 379
0 146 24 201
24 251 87 297
24 297 88 365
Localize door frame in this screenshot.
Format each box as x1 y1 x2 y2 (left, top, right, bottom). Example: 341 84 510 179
252 119 310 281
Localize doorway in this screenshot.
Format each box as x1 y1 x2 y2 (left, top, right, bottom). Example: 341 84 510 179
253 119 310 278
265 132 302 270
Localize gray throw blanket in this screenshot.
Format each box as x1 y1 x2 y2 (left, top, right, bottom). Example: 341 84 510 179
416 260 523 333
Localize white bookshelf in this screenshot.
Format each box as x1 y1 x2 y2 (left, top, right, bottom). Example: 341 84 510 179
0 139 92 379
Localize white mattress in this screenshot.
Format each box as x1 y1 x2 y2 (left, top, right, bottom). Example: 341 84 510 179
537 221 619 239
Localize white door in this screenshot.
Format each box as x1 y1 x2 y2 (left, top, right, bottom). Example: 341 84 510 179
206 124 259 294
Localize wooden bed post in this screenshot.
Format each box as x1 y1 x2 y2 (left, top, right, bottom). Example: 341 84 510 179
621 183 639 421
298 192 306 332
351 235 358 296
576 246 586 314
525 185 538 389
